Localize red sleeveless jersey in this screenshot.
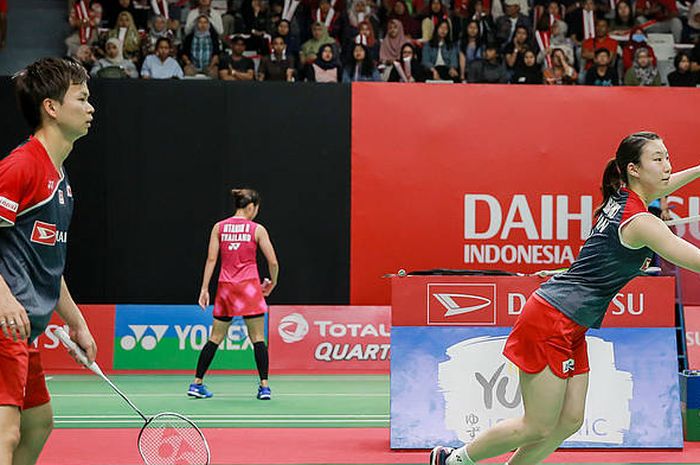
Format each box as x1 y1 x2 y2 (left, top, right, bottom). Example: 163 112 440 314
217 216 259 283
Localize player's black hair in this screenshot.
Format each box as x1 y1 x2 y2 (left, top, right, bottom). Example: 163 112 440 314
595 132 662 216
231 189 260 209
14 57 89 131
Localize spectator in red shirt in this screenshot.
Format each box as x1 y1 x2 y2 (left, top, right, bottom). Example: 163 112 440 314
581 18 617 70
636 0 682 43
622 26 657 71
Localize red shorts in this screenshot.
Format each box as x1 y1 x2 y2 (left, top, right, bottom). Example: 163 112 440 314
213 279 267 318
0 336 51 410
503 293 590 379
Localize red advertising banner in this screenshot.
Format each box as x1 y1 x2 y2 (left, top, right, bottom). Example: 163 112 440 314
392 275 675 327
269 305 390 373
36 305 116 373
351 84 700 305
684 306 700 369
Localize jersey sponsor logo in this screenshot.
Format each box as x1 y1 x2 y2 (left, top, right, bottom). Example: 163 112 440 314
228 243 241 251
0 196 18 213
30 221 67 246
278 313 310 343
427 284 497 325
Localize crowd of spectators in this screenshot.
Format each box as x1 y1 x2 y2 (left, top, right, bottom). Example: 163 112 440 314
65 0 700 84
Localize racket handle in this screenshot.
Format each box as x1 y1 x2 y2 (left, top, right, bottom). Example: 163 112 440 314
54 327 104 377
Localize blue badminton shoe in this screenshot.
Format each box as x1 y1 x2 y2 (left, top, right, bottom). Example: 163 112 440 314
257 385 271 400
187 383 213 398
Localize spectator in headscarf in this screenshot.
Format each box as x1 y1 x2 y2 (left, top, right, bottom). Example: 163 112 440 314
685 0 700 43
388 0 420 38
300 22 336 64
667 50 700 86
511 48 542 83
621 26 657 71
342 43 382 80
144 14 174 55
388 42 426 81
379 19 406 64
182 14 221 78
347 0 379 33
624 47 661 85
91 37 139 78
543 47 578 84
108 10 142 60
304 43 343 81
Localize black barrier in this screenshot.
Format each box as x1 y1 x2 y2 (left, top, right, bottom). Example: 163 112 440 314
0 78 351 304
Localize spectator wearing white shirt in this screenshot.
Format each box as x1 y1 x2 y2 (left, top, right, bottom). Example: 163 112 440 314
185 0 224 35
142 37 185 78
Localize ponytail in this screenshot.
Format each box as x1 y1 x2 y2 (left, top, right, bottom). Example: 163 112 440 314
595 158 622 217
231 188 260 210
595 131 662 217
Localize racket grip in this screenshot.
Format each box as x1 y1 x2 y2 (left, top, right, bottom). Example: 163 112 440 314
54 327 103 376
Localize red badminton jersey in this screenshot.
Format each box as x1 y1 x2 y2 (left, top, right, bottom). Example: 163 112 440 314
0 136 73 342
217 216 260 283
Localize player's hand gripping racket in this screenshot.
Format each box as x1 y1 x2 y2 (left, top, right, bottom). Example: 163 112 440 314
54 327 211 465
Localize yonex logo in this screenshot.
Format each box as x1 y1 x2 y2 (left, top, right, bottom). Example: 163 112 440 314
278 313 309 343
433 293 493 317
120 325 168 350
228 243 241 251
0 196 18 213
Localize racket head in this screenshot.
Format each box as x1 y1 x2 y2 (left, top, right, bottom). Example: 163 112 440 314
138 412 211 465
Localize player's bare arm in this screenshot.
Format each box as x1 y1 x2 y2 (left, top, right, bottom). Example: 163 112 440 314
55 276 97 363
660 164 700 198
622 214 700 273
198 224 220 309
0 275 30 341
256 225 279 296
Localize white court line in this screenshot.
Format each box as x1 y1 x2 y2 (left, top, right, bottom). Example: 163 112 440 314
50 393 388 398
55 414 388 419
54 419 389 424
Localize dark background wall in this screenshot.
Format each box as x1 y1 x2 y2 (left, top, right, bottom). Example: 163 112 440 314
0 78 351 305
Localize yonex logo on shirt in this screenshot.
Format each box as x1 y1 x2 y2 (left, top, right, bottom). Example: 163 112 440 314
0 196 18 213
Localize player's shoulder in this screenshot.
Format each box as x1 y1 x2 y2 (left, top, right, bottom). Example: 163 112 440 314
1 138 44 172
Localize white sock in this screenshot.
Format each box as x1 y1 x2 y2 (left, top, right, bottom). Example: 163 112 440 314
446 446 476 465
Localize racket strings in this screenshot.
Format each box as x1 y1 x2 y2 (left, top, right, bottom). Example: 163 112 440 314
139 413 209 465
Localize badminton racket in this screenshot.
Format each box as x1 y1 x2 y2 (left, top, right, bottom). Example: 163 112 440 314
54 327 211 465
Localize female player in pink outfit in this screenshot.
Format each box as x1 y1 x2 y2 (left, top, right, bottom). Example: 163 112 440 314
188 188 279 400
431 132 700 465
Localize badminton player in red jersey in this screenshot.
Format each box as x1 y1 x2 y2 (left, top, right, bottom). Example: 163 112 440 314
0 58 97 465
431 132 700 465
189 189 279 400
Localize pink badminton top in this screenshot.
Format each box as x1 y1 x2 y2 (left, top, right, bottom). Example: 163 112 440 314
217 216 260 283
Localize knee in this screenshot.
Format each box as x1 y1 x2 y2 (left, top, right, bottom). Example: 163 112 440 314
521 422 556 443
0 425 21 452
37 414 55 438
557 411 584 437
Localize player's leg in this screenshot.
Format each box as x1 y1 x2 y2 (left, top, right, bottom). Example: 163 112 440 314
447 366 569 465
12 347 53 465
0 407 21 465
12 403 53 465
189 317 231 398
506 372 588 465
244 315 270 399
